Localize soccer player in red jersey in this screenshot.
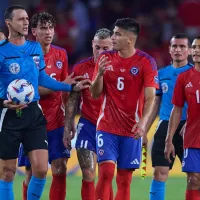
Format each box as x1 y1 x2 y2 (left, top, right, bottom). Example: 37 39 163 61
63 28 113 200
165 36 200 200
90 18 159 200
18 12 81 200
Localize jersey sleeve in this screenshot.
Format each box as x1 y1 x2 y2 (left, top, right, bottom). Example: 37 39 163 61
92 57 100 81
142 57 159 89
172 74 185 107
156 70 162 96
60 50 68 81
37 43 46 71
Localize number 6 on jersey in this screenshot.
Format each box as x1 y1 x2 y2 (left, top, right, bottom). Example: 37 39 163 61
117 77 124 91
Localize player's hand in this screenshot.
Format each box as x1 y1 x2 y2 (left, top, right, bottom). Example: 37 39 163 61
142 134 148 148
73 79 91 92
63 72 84 85
63 125 75 150
164 141 175 163
98 55 111 76
3 100 27 110
131 121 145 139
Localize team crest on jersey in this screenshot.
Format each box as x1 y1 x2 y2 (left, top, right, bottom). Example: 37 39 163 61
161 82 168 93
56 61 63 69
130 67 139 75
9 63 20 74
33 56 40 68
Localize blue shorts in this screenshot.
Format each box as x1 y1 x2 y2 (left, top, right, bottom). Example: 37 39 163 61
18 126 70 166
96 131 142 169
182 148 200 173
75 117 96 153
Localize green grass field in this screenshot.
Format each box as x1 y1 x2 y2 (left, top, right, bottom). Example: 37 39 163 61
13 175 186 200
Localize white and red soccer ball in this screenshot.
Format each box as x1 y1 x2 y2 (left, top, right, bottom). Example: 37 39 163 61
7 79 35 105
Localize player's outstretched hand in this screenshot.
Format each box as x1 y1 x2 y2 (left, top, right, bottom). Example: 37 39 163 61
63 125 76 150
98 55 111 76
164 142 175 163
73 79 91 92
63 72 84 85
3 100 27 110
132 121 145 139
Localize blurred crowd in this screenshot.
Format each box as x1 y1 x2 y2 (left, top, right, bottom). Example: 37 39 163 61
3 0 200 69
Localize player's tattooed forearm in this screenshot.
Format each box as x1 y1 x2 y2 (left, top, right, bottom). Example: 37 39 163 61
77 148 96 171
65 92 80 122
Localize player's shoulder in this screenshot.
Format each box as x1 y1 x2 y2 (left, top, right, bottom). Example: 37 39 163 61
179 67 194 78
50 44 67 55
73 56 94 71
158 64 172 74
136 49 156 62
26 39 41 47
0 39 8 47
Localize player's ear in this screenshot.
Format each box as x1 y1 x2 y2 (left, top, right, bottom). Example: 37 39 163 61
5 19 10 27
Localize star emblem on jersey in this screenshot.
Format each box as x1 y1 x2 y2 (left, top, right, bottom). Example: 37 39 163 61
99 149 104 156
9 63 20 74
56 61 63 69
33 56 40 68
130 67 139 75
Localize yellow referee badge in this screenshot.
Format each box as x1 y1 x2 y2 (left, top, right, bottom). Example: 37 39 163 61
141 145 147 179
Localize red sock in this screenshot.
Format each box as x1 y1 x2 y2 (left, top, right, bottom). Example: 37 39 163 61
23 181 28 200
81 179 95 200
115 169 133 200
186 190 200 200
109 185 114 200
96 162 115 200
49 173 66 200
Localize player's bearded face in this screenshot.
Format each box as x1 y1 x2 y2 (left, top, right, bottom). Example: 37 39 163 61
191 39 200 63
92 37 113 62
33 22 54 45
8 9 29 36
169 38 190 63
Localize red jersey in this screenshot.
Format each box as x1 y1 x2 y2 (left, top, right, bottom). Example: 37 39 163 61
39 45 68 131
93 50 158 137
73 57 102 125
172 67 200 149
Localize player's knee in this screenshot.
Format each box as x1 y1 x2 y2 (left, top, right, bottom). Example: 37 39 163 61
82 168 96 181
99 163 115 182
153 167 169 182
51 159 67 175
32 164 48 178
2 165 16 182
187 174 200 189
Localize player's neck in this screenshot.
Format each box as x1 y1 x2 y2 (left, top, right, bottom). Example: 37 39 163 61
8 33 25 45
195 63 200 72
42 44 51 54
172 60 188 68
118 48 136 58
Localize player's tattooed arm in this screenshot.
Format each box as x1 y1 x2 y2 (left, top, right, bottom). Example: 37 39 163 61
63 91 80 149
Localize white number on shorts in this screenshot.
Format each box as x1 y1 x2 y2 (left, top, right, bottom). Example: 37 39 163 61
196 90 200 103
80 140 88 149
97 134 104 147
117 77 124 91
184 149 188 158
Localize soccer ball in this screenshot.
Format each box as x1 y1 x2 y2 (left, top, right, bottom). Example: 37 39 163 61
7 79 35 105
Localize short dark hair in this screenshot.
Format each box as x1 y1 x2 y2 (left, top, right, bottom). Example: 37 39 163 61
4 5 25 20
94 28 111 40
30 12 56 29
114 18 140 36
170 33 191 46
